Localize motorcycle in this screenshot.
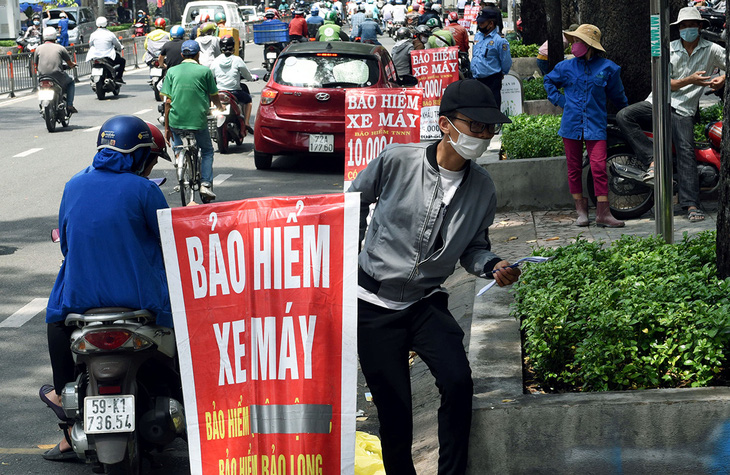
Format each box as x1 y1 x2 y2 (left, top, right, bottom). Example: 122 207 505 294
262 42 285 80
583 111 722 220
133 22 146 37
16 35 41 76
38 75 72 132
90 57 122 100
208 83 254 153
147 59 165 102
698 5 726 44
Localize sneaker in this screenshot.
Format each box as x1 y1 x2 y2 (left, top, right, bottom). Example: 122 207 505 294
200 184 216 200
67 106 78 114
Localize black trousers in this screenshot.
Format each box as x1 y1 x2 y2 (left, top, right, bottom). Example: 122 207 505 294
476 73 503 110
358 293 473 475
47 321 76 396
113 55 126 80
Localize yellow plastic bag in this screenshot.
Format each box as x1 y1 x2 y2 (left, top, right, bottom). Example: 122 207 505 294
354 431 386 475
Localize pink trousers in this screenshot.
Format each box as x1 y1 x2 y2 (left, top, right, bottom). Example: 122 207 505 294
563 138 608 197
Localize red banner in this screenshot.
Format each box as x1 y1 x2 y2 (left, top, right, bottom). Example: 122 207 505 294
410 46 460 140
344 88 423 187
158 194 359 475
461 5 481 31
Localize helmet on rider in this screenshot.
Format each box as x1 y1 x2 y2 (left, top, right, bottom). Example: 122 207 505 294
431 3 441 13
220 35 235 55
214 12 226 24
200 22 216 35
395 26 411 40
181 39 201 56
145 122 170 162
448 11 458 22
191 9 199 20
326 11 338 21
170 25 185 39
407 6 413 12
154 17 166 29
200 13 211 23
415 24 431 36
311 7 319 14
96 17 108 28
426 17 439 28
42 26 57 41
97 115 154 175
424 2 432 10
31 13 41 25
264 10 276 18
294 9 304 15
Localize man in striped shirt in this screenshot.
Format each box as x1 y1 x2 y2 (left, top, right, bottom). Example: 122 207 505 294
616 7 725 222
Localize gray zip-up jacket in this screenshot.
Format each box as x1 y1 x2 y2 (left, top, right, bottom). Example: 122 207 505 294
348 142 501 303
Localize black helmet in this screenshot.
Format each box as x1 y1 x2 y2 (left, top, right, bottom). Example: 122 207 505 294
395 26 411 40
191 9 199 19
415 24 431 36
220 35 235 54
424 2 433 10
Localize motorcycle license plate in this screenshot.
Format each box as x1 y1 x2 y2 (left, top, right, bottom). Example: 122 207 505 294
92 68 104 76
84 395 135 434
266 52 278 59
150 67 163 77
38 89 55 101
309 134 334 153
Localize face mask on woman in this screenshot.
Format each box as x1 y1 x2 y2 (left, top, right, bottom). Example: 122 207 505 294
33 20 40 26
446 118 491 160
571 42 589 58
679 27 699 42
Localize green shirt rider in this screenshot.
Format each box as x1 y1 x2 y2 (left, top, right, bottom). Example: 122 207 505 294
316 12 349 41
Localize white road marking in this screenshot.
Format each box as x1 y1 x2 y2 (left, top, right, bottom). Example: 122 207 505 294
12 148 43 158
0 298 48 328
213 174 232 186
134 109 152 115
0 94 36 108
84 125 102 133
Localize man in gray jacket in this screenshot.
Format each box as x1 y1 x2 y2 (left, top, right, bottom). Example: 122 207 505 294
348 79 520 474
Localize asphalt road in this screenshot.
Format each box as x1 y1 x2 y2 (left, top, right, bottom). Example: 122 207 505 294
0 30 391 473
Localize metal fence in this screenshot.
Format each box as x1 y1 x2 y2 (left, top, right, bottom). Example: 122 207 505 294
0 36 146 97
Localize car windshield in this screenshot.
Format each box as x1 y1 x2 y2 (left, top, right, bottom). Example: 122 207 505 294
275 54 379 88
49 11 77 22
240 6 256 14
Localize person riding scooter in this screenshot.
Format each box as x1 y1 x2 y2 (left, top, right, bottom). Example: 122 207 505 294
144 17 170 65
87 17 126 83
34 27 77 113
209 35 256 135
289 9 309 42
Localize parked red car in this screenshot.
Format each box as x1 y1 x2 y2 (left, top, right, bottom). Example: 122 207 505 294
253 41 408 170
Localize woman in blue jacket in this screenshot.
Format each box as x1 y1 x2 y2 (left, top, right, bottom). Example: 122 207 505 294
544 24 628 228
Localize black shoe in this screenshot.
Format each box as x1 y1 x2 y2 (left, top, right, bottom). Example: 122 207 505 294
67 106 78 114
42 443 78 462
116 78 126 84
245 125 254 134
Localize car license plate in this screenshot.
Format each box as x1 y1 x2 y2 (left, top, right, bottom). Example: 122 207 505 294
38 89 55 101
266 52 278 59
92 68 104 76
84 395 135 434
309 134 334 153
150 67 163 77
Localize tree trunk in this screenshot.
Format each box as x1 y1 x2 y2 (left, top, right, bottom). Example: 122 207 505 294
718 32 730 278
520 0 547 45
545 0 562 73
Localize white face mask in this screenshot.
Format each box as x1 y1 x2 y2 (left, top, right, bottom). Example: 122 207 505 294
446 118 491 160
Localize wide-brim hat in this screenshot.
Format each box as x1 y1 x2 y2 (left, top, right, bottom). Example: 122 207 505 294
440 79 511 125
670 6 710 27
564 23 605 52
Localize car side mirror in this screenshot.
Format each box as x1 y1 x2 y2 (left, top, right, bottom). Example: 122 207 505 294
397 74 418 87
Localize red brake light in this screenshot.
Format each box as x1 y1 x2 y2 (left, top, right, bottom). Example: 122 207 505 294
261 88 278 105
84 330 132 350
40 80 54 88
98 385 122 395
316 53 338 57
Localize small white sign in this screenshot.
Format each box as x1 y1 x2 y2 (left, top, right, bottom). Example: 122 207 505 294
501 73 523 117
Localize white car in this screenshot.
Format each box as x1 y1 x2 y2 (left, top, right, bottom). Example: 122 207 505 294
182 0 247 58
239 5 261 22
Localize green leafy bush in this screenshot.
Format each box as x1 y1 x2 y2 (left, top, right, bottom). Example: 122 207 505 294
694 102 723 143
0 40 16 47
515 232 730 392
509 40 539 58
501 114 564 159
523 77 548 101
109 23 133 32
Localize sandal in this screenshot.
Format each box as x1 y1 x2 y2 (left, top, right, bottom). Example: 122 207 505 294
642 165 655 183
687 208 706 222
39 384 66 421
42 443 78 462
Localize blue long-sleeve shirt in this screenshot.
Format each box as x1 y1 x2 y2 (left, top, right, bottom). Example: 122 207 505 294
544 55 628 141
471 28 511 78
356 18 382 42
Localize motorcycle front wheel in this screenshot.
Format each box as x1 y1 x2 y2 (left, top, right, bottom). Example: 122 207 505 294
587 148 655 220
43 105 56 132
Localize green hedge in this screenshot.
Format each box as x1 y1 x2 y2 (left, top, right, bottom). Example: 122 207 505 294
501 114 563 159
523 77 548 101
515 232 730 392
695 102 723 143
0 40 15 47
109 23 133 32
509 40 539 58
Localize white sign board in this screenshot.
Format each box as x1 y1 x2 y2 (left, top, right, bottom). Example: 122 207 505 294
501 73 523 117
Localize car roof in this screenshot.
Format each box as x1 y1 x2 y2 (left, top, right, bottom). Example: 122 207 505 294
282 41 382 57
185 0 238 7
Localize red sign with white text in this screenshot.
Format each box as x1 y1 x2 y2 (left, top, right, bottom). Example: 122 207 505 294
344 88 423 187
158 194 360 475
410 47 460 140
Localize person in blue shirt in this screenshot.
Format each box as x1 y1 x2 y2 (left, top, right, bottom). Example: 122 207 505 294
349 4 366 40
41 116 172 462
470 8 511 108
355 11 382 44
306 6 325 38
544 24 628 228
57 12 69 46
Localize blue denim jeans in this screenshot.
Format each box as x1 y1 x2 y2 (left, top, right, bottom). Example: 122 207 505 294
171 128 214 185
671 112 699 209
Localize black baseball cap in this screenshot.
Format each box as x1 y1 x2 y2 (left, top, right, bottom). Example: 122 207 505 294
439 79 511 125
476 8 501 24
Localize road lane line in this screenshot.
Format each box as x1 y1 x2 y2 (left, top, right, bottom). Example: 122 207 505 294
0 298 48 328
213 174 232 186
134 108 152 115
84 125 102 133
0 448 46 454
12 148 43 158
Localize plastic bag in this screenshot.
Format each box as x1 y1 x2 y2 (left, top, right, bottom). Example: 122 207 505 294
354 431 386 475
